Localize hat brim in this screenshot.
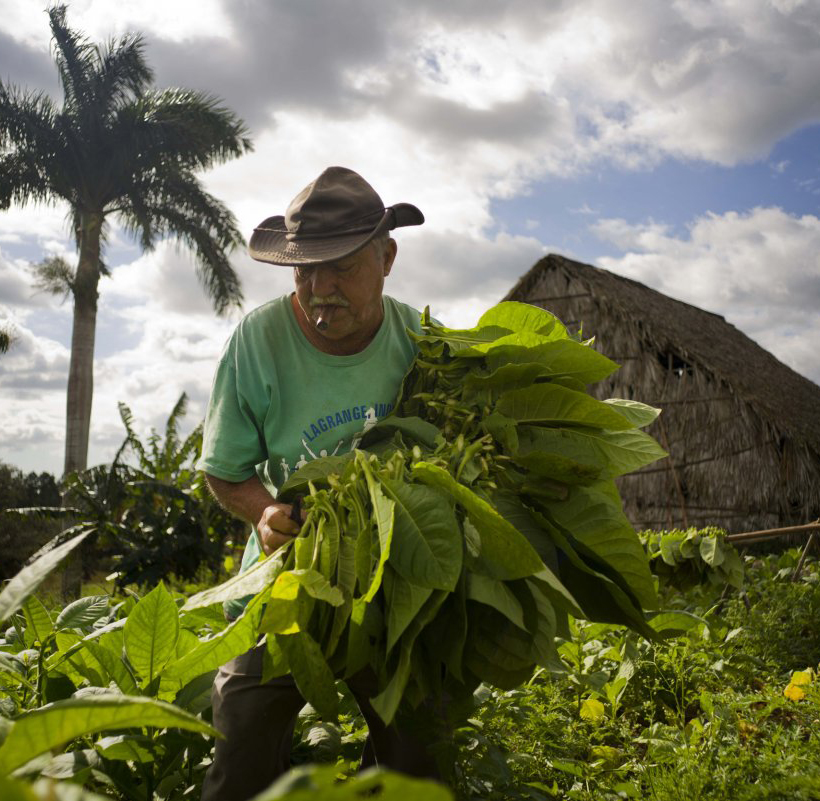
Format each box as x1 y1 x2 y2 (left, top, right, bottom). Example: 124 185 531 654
249 203 424 266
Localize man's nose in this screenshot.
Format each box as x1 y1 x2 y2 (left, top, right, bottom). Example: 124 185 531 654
307 265 337 294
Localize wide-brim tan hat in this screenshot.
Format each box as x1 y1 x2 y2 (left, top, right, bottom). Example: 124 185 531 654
249 166 424 266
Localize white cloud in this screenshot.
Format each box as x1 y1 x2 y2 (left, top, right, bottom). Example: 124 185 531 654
592 206 820 383
0 0 233 48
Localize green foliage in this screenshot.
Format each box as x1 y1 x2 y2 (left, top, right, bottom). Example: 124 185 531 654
201 302 666 726
641 526 745 590
6 394 246 589
1 515 820 799
0 462 62 581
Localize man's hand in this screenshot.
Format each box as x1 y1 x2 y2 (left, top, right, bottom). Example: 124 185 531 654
257 502 303 555
204 473 307 556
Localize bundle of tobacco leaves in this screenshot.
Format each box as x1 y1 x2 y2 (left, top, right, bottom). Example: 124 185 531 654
184 302 666 725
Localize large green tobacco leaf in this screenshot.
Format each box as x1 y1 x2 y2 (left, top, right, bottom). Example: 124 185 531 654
276 631 339 720
412 462 544 580
464 362 552 393
370 590 448 724
22 596 53 645
467 573 526 630
515 425 667 479
248 763 454 801
183 543 290 609
123 582 180 686
497 384 635 430
0 776 112 800
55 596 110 632
84 634 139 695
548 484 657 609
490 490 565 574
0 529 92 624
95 733 155 763
271 570 344 607
381 479 462 591
456 330 566 358
475 301 564 335
511 427 603 485
486 339 618 384
165 592 266 685
464 610 539 690
0 695 218 775
383 566 433 654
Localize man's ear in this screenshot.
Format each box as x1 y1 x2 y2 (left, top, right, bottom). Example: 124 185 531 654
383 238 398 277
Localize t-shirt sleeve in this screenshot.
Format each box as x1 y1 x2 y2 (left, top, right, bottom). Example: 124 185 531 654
196 348 267 482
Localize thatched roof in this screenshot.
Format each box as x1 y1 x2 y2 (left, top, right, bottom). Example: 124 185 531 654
504 254 820 532
505 254 820 451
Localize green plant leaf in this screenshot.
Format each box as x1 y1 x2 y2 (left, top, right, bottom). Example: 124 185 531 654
0 776 112 800
164 592 266 685
699 536 725 567
497 384 635 430
383 566 433 654
476 301 562 334
123 582 180 686
182 543 291 609
356 454 396 601
55 596 110 632
370 590 447 724
0 530 92 624
276 632 338 720
0 695 218 775
486 339 618 384
516 425 667 479
412 462 544 580
467 573 526 630
602 398 661 428
94 734 155 763
548 484 657 610
648 610 708 638
361 416 442 450
271 569 345 607
247 764 454 801
84 637 139 696
22 596 53 645
381 479 462 591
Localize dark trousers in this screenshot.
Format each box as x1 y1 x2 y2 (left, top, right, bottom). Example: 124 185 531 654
201 645 443 801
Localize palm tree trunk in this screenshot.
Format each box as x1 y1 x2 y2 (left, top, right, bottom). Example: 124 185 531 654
64 212 102 476
61 212 102 600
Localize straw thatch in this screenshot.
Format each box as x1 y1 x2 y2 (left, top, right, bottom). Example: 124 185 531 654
503 254 820 533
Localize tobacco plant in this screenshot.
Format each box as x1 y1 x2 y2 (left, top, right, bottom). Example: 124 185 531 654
187 301 668 726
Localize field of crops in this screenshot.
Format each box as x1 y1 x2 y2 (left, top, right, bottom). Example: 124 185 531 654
1 530 818 801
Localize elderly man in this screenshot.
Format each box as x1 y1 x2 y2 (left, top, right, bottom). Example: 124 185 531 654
197 167 437 801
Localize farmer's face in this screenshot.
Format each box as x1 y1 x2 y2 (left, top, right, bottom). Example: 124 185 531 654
292 238 397 355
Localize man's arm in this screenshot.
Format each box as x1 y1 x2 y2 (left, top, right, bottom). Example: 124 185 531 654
204 473 300 555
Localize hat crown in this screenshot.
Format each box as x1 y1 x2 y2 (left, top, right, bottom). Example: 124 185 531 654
286 167 384 235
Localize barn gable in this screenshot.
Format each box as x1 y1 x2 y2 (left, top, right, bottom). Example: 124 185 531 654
504 253 820 532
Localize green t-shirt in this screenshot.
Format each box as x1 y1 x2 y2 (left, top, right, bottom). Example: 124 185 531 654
197 293 423 618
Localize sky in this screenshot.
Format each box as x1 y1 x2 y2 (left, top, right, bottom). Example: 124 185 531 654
1 0 819 476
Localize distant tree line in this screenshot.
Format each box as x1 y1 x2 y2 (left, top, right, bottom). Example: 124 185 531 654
0 461 63 579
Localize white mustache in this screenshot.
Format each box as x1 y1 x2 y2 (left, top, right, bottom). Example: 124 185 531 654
310 296 349 307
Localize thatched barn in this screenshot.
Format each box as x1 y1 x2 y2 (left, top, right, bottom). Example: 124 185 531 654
504 254 820 534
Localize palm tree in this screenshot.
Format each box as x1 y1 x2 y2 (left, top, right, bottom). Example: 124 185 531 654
0 6 252 475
